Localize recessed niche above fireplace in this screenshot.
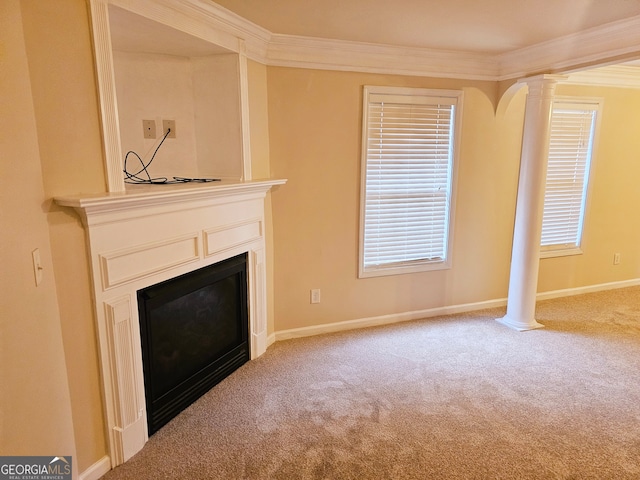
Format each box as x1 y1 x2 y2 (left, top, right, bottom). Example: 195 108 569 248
110 5 243 182
88 0 265 192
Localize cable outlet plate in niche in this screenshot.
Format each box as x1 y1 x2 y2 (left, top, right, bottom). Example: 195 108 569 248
163 120 176 138
142 119 156 139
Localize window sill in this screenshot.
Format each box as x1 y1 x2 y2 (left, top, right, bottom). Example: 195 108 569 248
359 259 451 278
540 247 583 259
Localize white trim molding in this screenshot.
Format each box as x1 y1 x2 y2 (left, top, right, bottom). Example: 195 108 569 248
275 279 640 341
275 298 509 341
88 0 124 192
536 278 640 301
265 17 640 82
267 34 499 81
565 64 640 89
79 456 111 480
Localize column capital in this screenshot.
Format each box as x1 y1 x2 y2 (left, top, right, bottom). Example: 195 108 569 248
518 74 568 99
518 73 569 86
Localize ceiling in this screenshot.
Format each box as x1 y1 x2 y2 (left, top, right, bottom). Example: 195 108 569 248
211 0 640 55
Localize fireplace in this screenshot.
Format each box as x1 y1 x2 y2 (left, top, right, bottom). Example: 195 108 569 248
55 179 285 466
138 253 249 434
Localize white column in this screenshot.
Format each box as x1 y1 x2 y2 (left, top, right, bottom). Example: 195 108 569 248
497 74 567 331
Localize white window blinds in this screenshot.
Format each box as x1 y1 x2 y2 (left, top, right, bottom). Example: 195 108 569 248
541 99 600 254
360 87 462 277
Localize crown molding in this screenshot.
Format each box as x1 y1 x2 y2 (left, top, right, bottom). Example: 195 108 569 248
262 13 640 83
108 0 640 85
564 65 640 89
266 34 500 80
498 14 640 81
173 0 272 61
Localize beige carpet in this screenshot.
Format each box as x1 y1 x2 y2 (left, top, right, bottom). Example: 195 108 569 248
102 287 640 479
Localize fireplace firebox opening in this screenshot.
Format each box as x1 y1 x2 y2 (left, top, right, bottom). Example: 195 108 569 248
137 253 249 435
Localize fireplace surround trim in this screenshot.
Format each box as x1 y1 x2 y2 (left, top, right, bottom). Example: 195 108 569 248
55 179 284 467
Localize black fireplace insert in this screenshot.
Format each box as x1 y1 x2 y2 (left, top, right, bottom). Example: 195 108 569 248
137 253 249 434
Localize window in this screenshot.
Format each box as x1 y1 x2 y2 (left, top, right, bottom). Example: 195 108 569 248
359 86 463 278
541 97 602 257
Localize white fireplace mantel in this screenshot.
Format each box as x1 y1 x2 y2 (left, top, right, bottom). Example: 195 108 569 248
57 179 285 224
55 179 285 467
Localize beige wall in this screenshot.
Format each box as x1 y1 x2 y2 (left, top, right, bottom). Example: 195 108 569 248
266 67 639 332
267 67 524 331
0 0 77 462
20 0 108 472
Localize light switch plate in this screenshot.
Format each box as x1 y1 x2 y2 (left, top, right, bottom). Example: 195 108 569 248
32 248 43 286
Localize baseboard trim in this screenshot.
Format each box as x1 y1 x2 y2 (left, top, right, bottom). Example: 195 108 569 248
266 332 276 348
275 297 508 341
79 455 111 480
536 278 640 301
273 278 640 342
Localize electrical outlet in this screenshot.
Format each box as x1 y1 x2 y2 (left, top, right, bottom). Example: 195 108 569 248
310 289 321 304
163 119 176 138
142 119 156 139
613 253 621 265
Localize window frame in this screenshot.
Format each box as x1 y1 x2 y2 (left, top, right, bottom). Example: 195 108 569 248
358 85 463 278
540 96 603 259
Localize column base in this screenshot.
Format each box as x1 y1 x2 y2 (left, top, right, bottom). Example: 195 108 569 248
495 315 544 332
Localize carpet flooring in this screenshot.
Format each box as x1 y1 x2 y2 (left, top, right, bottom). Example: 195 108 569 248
102 286 640 479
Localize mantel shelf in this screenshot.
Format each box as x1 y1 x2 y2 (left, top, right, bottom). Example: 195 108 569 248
55 178 286 224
